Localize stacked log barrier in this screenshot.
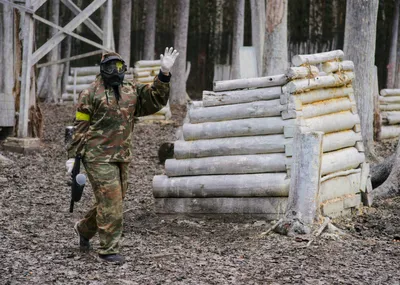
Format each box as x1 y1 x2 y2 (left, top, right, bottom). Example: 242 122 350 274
153 74 291 217
134 60 171 122
378 89 400 139
285 50 367 218
153 50 369 219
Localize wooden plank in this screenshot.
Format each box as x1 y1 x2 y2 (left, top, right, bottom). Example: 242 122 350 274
153 173 289 197
301 97 353 118
321 60 354 73
286 65 319 80
292 50 344 66
37 50 103 68
302 111 360 134
213 74 287 91
321 147 365 176
380 89 400 96
320 172 361 202
286 72 354 93
294 87 353 104
323 130 362 152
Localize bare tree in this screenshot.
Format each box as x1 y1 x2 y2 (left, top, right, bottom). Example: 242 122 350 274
170 0 190 112
387 0 400 88
3 2 14 97
143 0 157 60
263 0 288 76
230 0 244 79
250 0 265 76
118 0 132 66
0 4 4 92
48 0 60 102
343 0 379 160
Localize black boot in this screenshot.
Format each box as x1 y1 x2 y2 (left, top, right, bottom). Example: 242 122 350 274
98 254 125 264
74 222 91 251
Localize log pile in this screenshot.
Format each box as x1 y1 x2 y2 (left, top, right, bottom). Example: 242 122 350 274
134 60 171 122
378 89 400 140
153 72 291 216
285 50 366 218
153 50 369 219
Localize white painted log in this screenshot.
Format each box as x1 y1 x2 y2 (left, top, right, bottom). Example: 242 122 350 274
133 66 160 73
302 111 360 134
189 99 284 123
381 111 400 125
301 97 353 118
321 147 365 176
213 74 288 91
183 117 295 140
202 86 282 107
285 72 354 93
323 130 362 152
154 197 288 215
320 172 361 203
70 66 100 76
287 131 323 225
379 96 400 103
286 65 319 80
66 84 92 93
380 125 400 139
293 87 353 104
135 60 161 67
137 114 166 121
174 135 290 159
379 104 400 111
321 60 354 73
67 74 134 85
165 153 287 177
380 89 400 96
320 169 361 182
153 173 289 197
292 50 344 66
136 71 151 77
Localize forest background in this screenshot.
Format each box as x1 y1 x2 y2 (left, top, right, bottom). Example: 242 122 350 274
30 0 398 99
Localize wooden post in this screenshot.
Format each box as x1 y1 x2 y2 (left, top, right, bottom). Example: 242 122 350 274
230 0 244 79
277 131 323 235
18 0 34 138
3 1 14 97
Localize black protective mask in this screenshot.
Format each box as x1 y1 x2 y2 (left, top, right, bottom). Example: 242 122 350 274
100 60 126 88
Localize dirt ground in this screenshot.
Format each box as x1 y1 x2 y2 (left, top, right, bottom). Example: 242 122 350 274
0 103 399 285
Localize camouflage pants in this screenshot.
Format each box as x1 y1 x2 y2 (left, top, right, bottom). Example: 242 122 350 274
77 161 129 255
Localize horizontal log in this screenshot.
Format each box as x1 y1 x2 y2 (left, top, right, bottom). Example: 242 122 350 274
379 104 400 111
292 50 344 66
320 169 361 182
203 87 282 107
293 87 353 104
153 173 289 197
174 135 291 159
136 76 154 83
380 89 400 96
154 197 288 215
61 93 75 101
301 97 353 118
321 147 365 176
321 60 354 73
189 99 284 123
135 60 161 67
381 111 400 125
137 114 166 121
323 130 362 152
286 65 319 80
302 111 360 134
135 71 151 77
380 125 400 139
213 74 288 92
66 84 92 93
67 74 133 85
165 153 287 177
183 117 294 140
285 72 354 93
70 66 99 76
379 96 400 104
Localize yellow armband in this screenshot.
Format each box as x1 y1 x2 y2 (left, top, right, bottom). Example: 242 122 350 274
76 112 90 121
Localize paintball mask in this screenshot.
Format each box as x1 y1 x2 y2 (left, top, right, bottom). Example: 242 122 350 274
100 52 127 87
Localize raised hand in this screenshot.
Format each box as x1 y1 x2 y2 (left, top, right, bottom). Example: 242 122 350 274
160 47 179 74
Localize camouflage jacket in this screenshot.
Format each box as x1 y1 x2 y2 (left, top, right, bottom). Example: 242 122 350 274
67 71 170 162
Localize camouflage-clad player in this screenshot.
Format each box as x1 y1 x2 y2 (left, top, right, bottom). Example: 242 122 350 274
66 47 179 264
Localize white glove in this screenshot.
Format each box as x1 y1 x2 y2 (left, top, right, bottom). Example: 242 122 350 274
66 159 75 174
160 47 179 74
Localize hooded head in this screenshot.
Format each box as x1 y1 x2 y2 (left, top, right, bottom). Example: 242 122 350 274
100 52 127 87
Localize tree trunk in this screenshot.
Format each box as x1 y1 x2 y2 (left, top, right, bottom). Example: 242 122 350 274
263 0 288 76
0 4 3 92
170 0 190 124
47 0 60 103
230 0 245 79
61 36 72 96
3 2 14 98
250 0 265 76
343 0 379 160
118 0 132 66
387 0 400 89
143 0 157 60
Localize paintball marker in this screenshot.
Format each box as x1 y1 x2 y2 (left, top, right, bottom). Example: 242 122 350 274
69 154 86 213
